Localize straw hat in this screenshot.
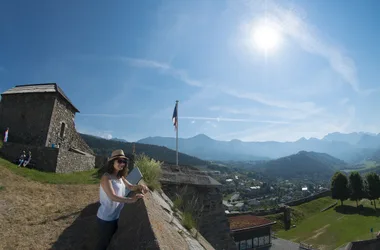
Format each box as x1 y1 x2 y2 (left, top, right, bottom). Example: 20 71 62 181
107 149 129 162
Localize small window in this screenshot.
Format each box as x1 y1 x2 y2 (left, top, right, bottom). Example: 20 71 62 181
247 239 252 248
60 122 65 138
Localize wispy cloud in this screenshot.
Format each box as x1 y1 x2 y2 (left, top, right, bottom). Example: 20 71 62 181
78 112 289 124
216 104 356 142
243 0 360 92
224 88 323 114
120 57 203 87
78 113 139 118
181 116 290 124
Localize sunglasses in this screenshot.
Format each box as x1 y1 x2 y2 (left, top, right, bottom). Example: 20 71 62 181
117 159 128 164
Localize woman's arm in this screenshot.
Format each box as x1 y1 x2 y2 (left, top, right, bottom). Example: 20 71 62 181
121 176 138 191
101 175 142 203
122 176 149 194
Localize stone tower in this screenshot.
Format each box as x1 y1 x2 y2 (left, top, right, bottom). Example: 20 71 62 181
0 83 95 173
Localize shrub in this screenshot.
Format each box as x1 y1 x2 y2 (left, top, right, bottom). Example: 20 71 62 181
182 211 196 230
135 153 162 191
173 195 184 211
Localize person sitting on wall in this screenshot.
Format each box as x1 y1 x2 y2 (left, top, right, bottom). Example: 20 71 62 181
18 151 26 167
23 151 32 167
95 149 149 250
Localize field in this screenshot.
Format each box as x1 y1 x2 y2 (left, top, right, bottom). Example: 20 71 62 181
0 157 100 250
268 196 380 250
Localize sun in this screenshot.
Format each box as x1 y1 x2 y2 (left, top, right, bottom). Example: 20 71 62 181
251 22 281 52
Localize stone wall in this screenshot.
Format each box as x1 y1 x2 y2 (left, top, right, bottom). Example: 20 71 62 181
56 149 95 173
46 96 94 154
0 93 55 146
285 190 331 206
162 184 237 250
0 142 58 172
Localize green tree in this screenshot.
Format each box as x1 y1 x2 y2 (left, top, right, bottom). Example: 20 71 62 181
365 172 380 209
348 171 364 207
331 172 350 206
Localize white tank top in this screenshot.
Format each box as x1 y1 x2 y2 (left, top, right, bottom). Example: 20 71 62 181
97 174 126 221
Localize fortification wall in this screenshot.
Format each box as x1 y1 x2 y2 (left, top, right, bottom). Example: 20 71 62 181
56 149 95 173
285 190 331 206
162 184 237 250
46 97 94 154
0 142 58 172
0 93 55 146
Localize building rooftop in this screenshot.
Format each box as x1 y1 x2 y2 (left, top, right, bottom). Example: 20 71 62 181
2 83 79 112
228 214 276 231
345 237 380 250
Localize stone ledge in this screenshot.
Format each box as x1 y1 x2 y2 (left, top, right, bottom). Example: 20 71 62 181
108 186 215 250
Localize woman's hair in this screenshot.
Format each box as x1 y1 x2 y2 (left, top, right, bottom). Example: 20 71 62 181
105 158 129 178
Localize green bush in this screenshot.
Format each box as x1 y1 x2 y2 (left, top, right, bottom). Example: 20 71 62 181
135 153 162 191
173 196 184 211
182 211 196 230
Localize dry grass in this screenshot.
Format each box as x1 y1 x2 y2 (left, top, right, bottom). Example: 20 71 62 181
0 160 99 250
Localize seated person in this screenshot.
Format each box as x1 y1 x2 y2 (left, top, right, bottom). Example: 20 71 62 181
18 151 26 166
23 151 32 167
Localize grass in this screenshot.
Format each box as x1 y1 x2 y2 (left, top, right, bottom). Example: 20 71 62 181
0 157 99 184
135 153 162 191
173 196 184 211
271 197 380 250
0 158 99 249
182 211 196 230
223 192 234 201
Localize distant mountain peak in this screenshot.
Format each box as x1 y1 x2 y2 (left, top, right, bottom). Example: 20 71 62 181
191 134 212 140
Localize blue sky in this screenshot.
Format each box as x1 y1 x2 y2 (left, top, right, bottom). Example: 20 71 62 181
1 0 380 142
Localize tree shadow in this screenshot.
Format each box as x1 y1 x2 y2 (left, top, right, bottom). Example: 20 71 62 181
51 202 100 250
334 204 379 217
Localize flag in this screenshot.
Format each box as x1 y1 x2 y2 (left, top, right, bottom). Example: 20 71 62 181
172 103 178 130
4 128 9 142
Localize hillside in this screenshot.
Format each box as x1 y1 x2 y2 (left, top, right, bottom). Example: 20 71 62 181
252 151 347 180
138 132 380 163
0 158 214 250
270 196 380 250
80 133 208 166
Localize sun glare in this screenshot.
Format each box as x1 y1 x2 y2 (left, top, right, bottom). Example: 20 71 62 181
251 22 281 53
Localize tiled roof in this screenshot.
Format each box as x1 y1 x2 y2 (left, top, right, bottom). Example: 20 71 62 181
228 215 275 231
345 238 380 250
2 83 79 112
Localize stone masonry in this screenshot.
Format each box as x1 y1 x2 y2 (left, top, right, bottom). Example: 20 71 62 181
0 83 95 173
160 164 237 250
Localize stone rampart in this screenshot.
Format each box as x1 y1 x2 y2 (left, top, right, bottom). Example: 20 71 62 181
56 149 95 173
0 142 58 172
160 165 237 250
285 190 331 206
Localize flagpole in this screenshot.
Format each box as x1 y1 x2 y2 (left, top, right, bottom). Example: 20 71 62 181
175 100 179 166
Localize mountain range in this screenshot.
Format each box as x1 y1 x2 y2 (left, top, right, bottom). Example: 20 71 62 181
80 133 208 166
137 132 380 163
250 151 348 180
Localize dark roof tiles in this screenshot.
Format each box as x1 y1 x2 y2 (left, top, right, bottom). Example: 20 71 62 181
228 215 275 231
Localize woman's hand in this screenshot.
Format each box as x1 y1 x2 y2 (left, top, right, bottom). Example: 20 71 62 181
133 193 144 202
138 184 149 194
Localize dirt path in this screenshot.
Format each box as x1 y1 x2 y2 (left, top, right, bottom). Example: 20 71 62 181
0 165 99 250
305 224 331 241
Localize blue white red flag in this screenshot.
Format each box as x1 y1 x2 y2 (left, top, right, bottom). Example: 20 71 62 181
172 103 178 130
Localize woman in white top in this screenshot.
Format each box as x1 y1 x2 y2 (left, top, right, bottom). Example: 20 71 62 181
95 149 148 250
